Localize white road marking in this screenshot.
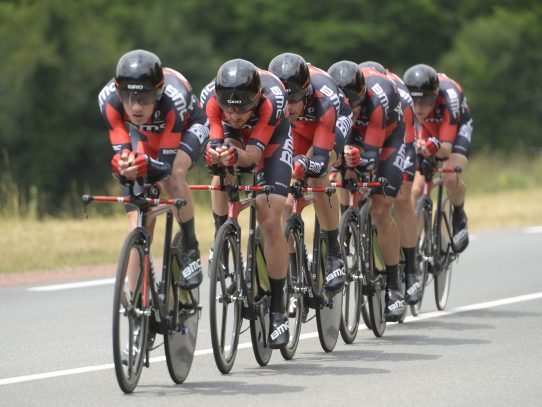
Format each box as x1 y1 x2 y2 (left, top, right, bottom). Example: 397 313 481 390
27 278 115 292
1 291 541 386
523 225 542 234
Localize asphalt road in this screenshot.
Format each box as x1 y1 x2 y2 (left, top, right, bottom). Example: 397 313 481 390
1 226 542 406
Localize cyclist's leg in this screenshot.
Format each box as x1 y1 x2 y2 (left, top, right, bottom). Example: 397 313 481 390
163 151 201 288
371 135 405 321
307 149 345 293
256 124 292 348
443 123 471 252
396 155 422 304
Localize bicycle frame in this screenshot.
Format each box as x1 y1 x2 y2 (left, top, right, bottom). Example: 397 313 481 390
420 166 461 272
190 174 273 315
82 189 190 332
287 181 336 307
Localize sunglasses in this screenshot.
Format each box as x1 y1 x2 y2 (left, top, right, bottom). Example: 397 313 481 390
117 88 161 106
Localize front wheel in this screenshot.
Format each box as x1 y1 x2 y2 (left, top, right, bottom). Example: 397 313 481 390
112 228 149 393
281 219 304 360
164 231 199 384
434 197 454 310
209 223 243 374
360 204 386 337
339 209 363 344
411 198 431 317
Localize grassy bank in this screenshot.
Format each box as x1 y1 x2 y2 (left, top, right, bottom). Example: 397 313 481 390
1 152 542 274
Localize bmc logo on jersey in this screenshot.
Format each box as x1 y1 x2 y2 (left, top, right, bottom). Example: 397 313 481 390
164 84 189 121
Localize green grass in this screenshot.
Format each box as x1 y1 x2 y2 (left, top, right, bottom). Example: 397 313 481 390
1 152 542 275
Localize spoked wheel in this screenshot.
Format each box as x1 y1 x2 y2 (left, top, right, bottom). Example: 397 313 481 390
164 231 200 384
112 228 149 393
360 204 386 337
250 240 273 366
411 198 431 317
281 220 304 360
339 209 363 344
434 197 454 310
209 223 242 374
315 236 343 352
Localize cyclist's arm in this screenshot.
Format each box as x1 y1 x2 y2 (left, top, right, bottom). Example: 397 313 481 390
146 112 182 183
104 104 131 153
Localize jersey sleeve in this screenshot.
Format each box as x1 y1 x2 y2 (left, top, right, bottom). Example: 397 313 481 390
206 97 226 141
363 103 386 148
246 98 279 151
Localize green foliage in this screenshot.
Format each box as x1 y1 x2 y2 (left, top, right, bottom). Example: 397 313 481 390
1 0 542 217
440 6 542 152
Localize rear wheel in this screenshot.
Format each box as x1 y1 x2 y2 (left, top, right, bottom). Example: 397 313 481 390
209 223 242 374
411 198 431 316
434 197 454 310
250 238 273 366
281 219 304 360
339 209 362 344
360 204 386 337
315 233 343 352
164 231 199 384
112 228 149 393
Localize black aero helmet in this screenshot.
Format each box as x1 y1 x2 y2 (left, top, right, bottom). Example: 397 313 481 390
358 61 386 74
328 60 366 107
268 52 310 102
115 49 164 104
215 59 261 112
403 64 439 103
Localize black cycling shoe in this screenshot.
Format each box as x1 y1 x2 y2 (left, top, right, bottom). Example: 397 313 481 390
269 312 289 349
405 273 423 305
324 256 346 293
452 208 469 253
179 248 202 289
384 289 405 322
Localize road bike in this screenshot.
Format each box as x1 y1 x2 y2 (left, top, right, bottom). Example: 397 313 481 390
82 180 200 393
412 163 462 315
191 169 275 373
333 173 390 339
282 179 343 357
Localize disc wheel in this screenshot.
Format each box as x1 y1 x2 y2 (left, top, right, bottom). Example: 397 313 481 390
164 231 200 384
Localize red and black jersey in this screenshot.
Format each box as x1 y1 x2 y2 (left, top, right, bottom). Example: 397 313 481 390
418 73 472 144
349 67 402 149
201 68 288 151
292 65 351 152
386 70 415 145
98 68 207 166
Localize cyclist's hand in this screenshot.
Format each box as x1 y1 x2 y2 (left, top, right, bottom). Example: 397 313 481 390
343 145 360 168
122 153 149 179
292 155 308 180
219 142 239 167
111 148 134 175
419 137 441 158
205 139 222 166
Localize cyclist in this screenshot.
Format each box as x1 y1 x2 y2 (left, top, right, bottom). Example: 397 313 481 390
268 52 352 294
403 64 472 253
98 49 209 291
200 58 292 349
358 61 422 304
328 60 406 321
